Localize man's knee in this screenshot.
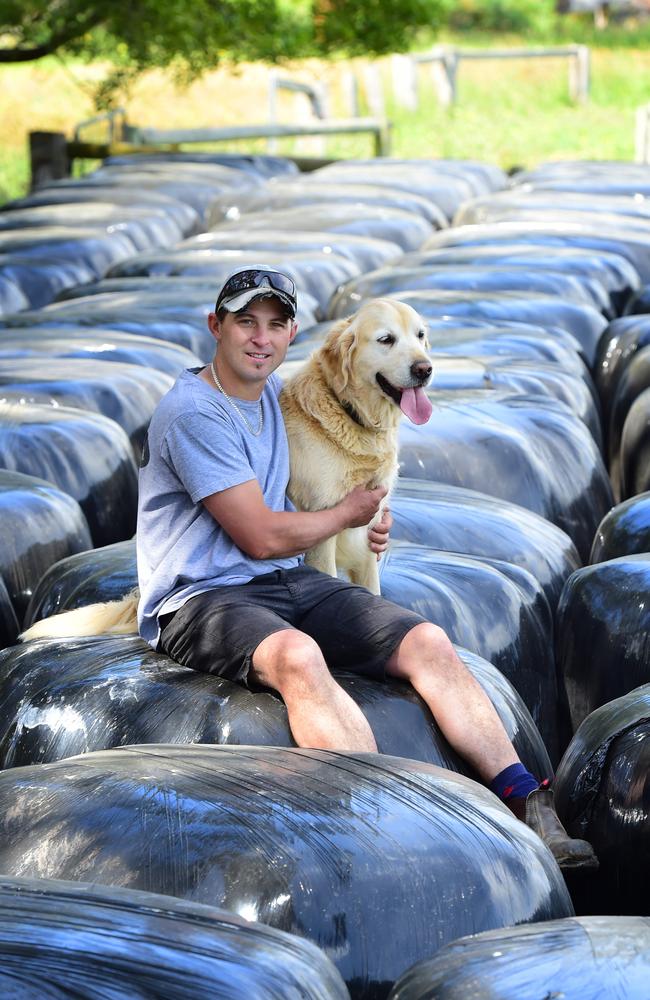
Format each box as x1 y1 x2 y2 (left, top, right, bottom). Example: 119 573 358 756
253 629 329 692
389 621 461 681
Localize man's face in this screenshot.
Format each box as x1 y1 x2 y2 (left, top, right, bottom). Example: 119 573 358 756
207 296 298 399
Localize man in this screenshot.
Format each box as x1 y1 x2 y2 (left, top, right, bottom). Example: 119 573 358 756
137 266 597 870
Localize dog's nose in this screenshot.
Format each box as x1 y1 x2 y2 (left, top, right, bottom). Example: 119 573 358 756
411 360 433 382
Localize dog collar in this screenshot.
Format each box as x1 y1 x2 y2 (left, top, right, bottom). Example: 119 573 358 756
341 399 368 428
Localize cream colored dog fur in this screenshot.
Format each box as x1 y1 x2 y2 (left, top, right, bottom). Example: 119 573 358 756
280 297 432 593
21 298 432 639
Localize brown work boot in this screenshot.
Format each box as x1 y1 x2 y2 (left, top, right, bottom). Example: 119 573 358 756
510 783 599 871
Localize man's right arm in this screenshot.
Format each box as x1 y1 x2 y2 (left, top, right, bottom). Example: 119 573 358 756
203 479 387 560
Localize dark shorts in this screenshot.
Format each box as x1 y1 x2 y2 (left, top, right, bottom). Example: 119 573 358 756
157 564 425 685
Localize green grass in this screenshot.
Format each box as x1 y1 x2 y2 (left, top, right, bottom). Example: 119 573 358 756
1 34 650 203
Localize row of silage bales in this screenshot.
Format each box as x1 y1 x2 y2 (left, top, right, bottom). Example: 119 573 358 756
0 155 584 997
428 158 650 919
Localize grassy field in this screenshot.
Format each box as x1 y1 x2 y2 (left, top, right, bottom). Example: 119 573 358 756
1 34 649 203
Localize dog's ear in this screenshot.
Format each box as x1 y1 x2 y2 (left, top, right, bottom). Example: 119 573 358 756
320 315 359 394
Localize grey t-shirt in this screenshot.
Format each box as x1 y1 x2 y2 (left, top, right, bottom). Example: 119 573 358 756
136 368 301 647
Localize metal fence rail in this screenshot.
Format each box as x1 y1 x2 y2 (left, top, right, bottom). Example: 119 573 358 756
407 44 590 107
29 117 391 189
131 119 390 155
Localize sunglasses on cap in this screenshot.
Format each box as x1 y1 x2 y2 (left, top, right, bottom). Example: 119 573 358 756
215 268 297 316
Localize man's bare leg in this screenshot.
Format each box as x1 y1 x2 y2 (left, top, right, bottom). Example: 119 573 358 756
251 629 378 752
386 622 520 783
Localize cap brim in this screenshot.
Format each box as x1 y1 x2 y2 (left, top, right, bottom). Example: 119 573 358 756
220 287 296 317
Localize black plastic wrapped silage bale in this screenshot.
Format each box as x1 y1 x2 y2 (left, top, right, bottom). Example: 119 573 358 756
0 744 573 999
0 875 349 999
388 916 650 999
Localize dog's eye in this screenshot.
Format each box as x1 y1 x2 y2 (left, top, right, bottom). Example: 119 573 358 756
417 330 426 340
378 335 395 346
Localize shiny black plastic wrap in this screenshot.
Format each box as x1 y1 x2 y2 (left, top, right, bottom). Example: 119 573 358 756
104 150 300 178
0 577 18 649
0 744 573 997
309 161 485 220
400 244 640 314
380 542 558 757
0 226 137 277
554 686 650 915
590 492 650 562
211 204 433 252
0 470 91 622
91 159 259 190
388 916 650 1000
0 401 138 546
207 181 447 228
0 273 28 314
0 203 184 252
456 186 650 225
607 346 650 495
422 221 650 284
79 162 259 223
625 281 650 314
0 255 99 308
620 388 650 499
24 540 136 624
0 325 201 375
516 160 650 199
594 315 650 425
6 182 201 237
313 158 508 195
427 357 601 446
336 290 607 367
397 392 613 560
0 635 551 780
0 300 217 360
0 875 348 1000
556 554 650 732
391 480 580 615
185 229 402 273
331 264 608 317
0 358 173 462
425 319 587 370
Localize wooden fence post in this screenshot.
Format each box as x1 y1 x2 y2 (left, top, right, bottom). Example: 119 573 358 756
29 131 70 190
568 45 590 103
391 54 419 111
342 69 361 117
635 104 650 164
361 63 386 118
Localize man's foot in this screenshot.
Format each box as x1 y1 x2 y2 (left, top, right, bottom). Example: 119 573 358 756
509 783 599 871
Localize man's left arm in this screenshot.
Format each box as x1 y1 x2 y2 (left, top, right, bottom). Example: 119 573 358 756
368 507 392 559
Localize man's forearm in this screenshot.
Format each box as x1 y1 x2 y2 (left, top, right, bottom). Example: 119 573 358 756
250 505 349 560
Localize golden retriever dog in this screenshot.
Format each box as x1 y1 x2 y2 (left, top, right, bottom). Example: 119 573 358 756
280 297 432 593
21 298 432 639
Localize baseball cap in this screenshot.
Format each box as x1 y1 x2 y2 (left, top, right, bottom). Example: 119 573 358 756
215 267 297 318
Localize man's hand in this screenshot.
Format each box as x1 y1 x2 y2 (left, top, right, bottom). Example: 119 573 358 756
368 507 392 560
339 484 387 529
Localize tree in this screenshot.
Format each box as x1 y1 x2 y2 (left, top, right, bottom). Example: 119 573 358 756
0 0 448 66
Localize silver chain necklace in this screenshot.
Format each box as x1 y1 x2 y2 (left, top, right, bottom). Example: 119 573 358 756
209 361 264 436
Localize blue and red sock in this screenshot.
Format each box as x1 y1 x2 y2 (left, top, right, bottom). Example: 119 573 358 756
489 763 543 803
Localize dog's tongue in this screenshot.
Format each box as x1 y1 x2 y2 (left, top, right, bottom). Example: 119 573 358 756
400 386 433 425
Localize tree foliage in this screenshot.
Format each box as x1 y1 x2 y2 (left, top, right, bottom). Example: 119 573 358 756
0 0 448 67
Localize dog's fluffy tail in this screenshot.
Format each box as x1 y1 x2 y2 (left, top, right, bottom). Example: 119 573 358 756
20 589 140 641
